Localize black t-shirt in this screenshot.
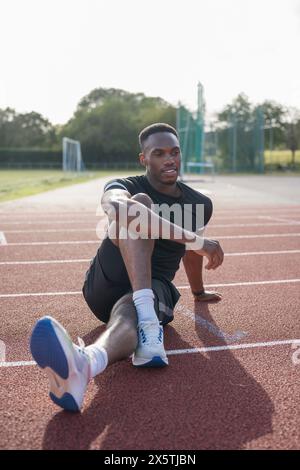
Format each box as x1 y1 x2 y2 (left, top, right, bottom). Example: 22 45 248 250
102 175 213 282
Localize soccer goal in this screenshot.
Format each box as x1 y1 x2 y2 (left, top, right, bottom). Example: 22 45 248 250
62 137 85 172
180 161 215 183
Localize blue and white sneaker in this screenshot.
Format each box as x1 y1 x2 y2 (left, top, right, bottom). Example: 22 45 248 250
30 316 91 412
132 321 168 367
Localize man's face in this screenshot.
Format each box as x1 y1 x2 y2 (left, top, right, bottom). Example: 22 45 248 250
140 132 181 185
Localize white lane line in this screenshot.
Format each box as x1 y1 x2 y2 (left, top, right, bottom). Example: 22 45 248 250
4 241 100 246
1 221 300 228
0 214 296 222
214 214 300 221
167 339 300 356
4 228 98 233
0 216 99 222
1 339 300 368
0 232 7 245
210 222 300 228
1 249 300 266
0 219 103 226
0 211 97 216
216 233 300 239
0 361 36 367
175 303 247 343
211 209 300 214
2 232 300 247
177 279 300 289
226 249 300 256
4 226 300 235
3 220 300 234
0 208 299 217
0 259 90 265
262 215 300 224
0 291 82 298
1 278 300 299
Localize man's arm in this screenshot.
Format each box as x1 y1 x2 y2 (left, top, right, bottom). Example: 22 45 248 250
183 250 205 293
101 189 200 245
101 189 224 268
182 249 223 302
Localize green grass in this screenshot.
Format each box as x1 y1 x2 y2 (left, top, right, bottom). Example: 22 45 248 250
264 149 300 165
0 169 142 203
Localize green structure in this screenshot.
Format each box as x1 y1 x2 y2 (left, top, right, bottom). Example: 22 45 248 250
177 86 265 174
176 82 205 176
215 106 265 173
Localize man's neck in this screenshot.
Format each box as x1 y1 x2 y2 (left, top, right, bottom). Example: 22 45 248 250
145 173 181 197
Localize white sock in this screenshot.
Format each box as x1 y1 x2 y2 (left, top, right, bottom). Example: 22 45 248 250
132 288 159 324
85 344 108 378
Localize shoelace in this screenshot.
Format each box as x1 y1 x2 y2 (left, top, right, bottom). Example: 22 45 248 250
76 337 92 379
139 325 163 345
76 337 90 360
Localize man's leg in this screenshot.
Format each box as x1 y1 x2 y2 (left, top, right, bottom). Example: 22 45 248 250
30 293 138 412
89 293 138 365
110 193 155 291
30 193 166 412
103 192 168 368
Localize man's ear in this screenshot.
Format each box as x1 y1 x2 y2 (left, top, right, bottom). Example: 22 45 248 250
139 153 146 167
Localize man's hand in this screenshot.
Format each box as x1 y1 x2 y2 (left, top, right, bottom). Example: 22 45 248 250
195 238 224 270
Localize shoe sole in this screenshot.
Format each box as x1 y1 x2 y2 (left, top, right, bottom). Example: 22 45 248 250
132 355 169 367
30 316 80 412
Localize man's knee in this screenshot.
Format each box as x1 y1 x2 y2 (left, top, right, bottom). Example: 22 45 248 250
109 293 137 328
109 193 153 246
131 193 153 209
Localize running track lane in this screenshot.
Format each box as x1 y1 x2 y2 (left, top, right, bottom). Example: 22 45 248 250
0 283 299 364
1 234 300 262
0 252 299 294
0 346 299 449
1 205 300 449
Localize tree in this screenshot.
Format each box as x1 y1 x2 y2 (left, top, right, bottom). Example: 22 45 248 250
217 94 257 171
0 108 58 148
259 100 286 150
218 93 253 125
284 107 300 167
62 87 176 165
0 108 18 147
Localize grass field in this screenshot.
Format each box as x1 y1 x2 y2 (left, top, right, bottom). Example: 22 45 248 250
264 149 300 165
0 169 141 203
0 152 299 203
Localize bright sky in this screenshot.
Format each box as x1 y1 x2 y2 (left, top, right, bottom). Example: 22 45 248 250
1 0 300 125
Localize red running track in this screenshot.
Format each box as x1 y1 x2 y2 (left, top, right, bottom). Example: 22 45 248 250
0 205 300 450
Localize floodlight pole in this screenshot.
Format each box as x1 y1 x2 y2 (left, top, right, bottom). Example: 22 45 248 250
269 118 273 165
232 113 237 173
62 137 67 172
196 82 205 162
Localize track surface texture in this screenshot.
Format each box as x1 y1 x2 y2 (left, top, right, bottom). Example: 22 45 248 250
0 174 300 450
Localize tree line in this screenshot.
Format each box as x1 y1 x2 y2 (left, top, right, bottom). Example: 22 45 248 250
0 88 299 165
216 93 300 166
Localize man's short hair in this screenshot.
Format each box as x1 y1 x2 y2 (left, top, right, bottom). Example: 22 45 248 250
139 123 178 151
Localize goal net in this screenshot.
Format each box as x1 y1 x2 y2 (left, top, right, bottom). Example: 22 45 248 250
180 160 215 183
62 137 85 172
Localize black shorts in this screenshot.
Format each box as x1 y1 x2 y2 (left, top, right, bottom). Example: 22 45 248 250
82 237 181 325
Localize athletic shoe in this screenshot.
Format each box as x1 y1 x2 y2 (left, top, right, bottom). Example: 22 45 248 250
30 316 91 412
132 321 169 367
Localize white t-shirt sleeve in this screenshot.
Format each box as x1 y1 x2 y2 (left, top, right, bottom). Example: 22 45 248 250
103 181 128 192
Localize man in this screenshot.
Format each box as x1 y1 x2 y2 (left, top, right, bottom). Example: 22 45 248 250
30 123 224 412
